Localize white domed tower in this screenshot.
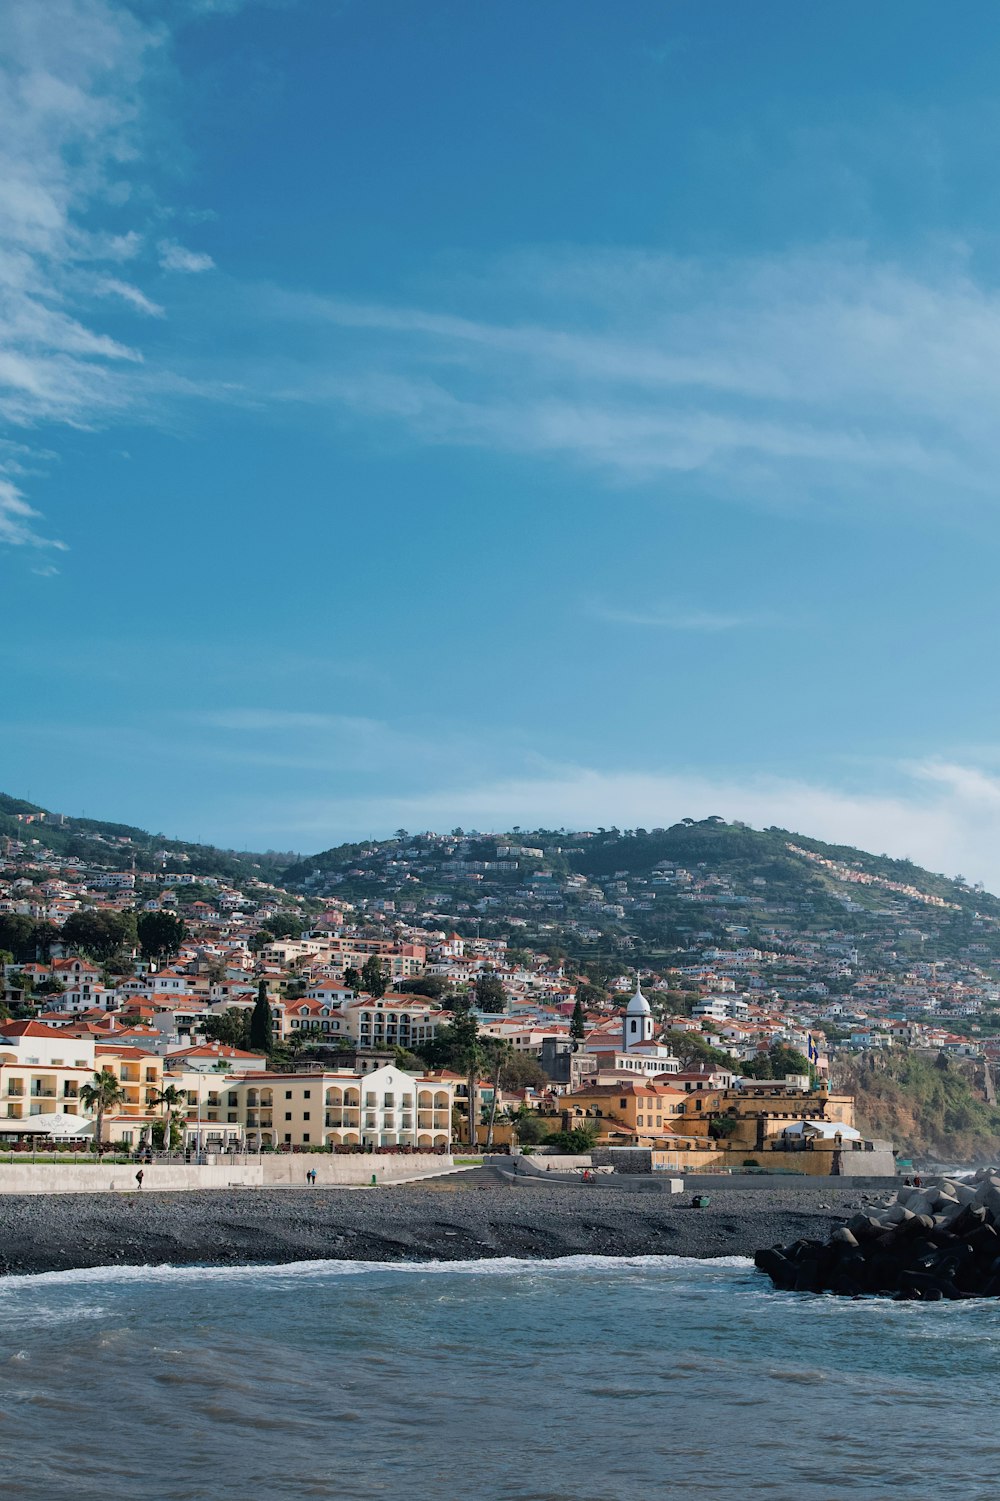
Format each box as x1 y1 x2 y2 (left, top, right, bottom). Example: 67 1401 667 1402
623 975 654 1051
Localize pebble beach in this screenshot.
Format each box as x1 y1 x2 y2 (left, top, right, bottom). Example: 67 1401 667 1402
0 1178 886 1276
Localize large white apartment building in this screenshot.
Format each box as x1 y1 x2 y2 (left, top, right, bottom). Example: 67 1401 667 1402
236 1064 454 1150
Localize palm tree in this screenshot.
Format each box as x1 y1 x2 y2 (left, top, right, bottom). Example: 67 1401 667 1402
152 1084 184 1151
79 1070 128 1154
483 1039 514 1151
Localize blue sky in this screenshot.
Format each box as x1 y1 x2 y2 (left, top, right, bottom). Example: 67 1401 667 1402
6 0 1000 883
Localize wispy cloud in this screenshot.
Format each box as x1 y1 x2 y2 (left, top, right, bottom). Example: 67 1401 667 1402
0 1 230 554
258 245 1000 517
97 278 166 318
0 477 67 550
192 709 379 734
178 0 293 14
592 603 759 631
157 238 215 274
0 0 165 547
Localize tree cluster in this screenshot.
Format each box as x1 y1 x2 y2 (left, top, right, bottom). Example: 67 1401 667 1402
741 1043 811 1079
0 915 57 963
662 1030 735 1071
474 972 507 1013
360 956 387 998
61 910 137 962
136 910 186 961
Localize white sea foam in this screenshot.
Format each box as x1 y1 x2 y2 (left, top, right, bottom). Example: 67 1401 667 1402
0 1297 109 1326
2 1252 755 1291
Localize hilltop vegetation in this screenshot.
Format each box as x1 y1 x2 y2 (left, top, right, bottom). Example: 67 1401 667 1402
0 794 290 885
281 817 1000 970
9 796 999 973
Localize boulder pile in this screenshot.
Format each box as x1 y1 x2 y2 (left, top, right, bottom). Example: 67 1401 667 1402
755 1171 1000 1300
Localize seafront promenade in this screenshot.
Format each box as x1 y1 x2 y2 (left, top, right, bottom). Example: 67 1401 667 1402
0 1151 457 1194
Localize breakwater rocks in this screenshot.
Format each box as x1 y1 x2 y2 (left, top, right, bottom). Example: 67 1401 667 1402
755 1171 1000 1300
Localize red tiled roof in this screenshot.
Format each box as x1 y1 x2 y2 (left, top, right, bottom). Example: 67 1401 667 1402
0 1020 77 1039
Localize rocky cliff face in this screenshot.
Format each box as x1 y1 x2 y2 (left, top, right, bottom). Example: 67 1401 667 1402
834 1052 1000 1163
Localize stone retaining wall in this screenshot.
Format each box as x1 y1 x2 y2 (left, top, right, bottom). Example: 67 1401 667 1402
683 1173 899 1191
0 1154 454 1194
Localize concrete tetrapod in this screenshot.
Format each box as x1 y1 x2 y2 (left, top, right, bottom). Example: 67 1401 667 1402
754 1169 1000 1301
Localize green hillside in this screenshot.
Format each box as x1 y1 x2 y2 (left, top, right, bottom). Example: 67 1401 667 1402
0 793 289 885
282 817 1000 970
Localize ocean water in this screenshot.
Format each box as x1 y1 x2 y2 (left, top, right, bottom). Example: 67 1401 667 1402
3 1255 1000 1501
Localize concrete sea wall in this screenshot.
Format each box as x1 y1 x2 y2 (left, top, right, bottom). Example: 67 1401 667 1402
0 1154 454 1194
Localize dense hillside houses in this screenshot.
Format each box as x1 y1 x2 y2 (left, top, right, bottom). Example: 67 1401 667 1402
2 804 1000 1158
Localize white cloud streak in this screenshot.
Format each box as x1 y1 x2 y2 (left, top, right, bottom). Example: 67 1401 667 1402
0 476 68 550
0 0 166 547
192 708 379 734
97 277 165 317
592 603 759 631
0 0 231 553
265 246 1000 515
157 238 215 274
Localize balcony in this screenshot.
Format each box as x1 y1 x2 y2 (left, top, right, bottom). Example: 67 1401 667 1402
30 1088 56 1099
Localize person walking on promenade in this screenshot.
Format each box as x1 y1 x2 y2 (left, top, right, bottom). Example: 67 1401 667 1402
135 1168 144 1190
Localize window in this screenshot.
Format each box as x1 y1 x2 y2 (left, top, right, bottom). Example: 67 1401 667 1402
620 1098 627 1109
284 1133 291 1144
285 1112 292 1121
304 1089 311 1099
303 1133 310 1143
303 1112 310 1121
285 1090 292 1099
